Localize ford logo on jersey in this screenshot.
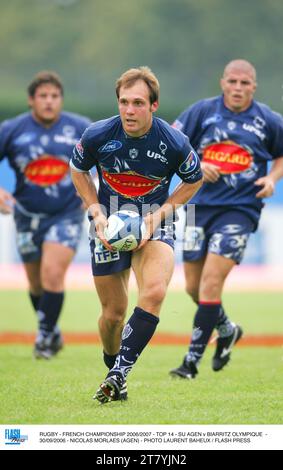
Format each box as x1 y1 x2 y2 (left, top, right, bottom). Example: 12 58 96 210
14 132 36 145
98 140 123 153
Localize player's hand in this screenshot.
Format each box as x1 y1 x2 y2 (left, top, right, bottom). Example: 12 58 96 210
200 162 221 183
0 188 16 214
95 214 114 251
135 212 157 251
254 176 275 198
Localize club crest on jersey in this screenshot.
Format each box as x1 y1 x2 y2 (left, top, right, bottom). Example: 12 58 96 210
129 148 139 159
98 140 123 153
24 155 69 186
40 135 50 146
102 170 162 198
202 141 253 174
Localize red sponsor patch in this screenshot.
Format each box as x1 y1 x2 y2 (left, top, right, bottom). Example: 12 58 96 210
24 155 69 187
102 170 162 197
202 141 252 174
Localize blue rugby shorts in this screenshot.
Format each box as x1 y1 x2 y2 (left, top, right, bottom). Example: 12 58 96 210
14 208 84 263
183 206 256 264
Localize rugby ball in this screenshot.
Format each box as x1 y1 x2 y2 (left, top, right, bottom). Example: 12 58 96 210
104 210 146 251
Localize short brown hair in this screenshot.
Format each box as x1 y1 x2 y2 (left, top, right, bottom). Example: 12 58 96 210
27 71 64 97
115 66 160 104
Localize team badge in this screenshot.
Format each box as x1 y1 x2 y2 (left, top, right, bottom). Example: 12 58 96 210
129 148 139 159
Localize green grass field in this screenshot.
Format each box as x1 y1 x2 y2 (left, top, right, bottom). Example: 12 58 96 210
0 289 282 424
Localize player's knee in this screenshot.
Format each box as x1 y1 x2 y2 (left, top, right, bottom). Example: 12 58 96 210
41 266 65 291
185 284 199 304
102 308 126 328
200 271 222 299
142 282 167 307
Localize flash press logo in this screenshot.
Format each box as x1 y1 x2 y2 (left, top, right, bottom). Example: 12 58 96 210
5 428 28 446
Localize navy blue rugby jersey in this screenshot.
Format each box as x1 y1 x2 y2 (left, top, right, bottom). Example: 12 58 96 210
71 115 202 215
173 95 283 222
0 111 91 215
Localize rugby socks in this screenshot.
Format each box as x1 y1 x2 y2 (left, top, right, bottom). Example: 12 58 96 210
185 301 220 365
103 351 117 369
37 290 64 337
109 307 159 379
215 305 235 338
29 292 41 311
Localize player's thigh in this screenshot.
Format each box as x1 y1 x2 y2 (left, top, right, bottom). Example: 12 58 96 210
94 269 131 314
132 240 174 292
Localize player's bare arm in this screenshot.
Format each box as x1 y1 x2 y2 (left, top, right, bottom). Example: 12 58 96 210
255 156 283 198
0 187 16 214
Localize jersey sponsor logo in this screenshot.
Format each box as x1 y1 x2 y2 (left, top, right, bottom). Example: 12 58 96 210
179 151 198 174
202 113 222 127
159 140 167 155
253 116 266 129
94 248 120 264
202 141 253 174
146 150 168 164
102 170 162 198
24 155 69 186
98 140 123 153
14 132 36 145
54 134 78 145
242 123 265 141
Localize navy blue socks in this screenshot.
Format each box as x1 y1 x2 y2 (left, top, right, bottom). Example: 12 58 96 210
215 304 235 337
186 301 221 365
29 292 41 312
103 351 117 369
109 306 159 379
37 290 64 337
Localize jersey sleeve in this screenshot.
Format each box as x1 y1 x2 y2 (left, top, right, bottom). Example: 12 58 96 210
0 120 11 162
268 111 283 158
175 137 202 183
70 126 97 172
172 101 204 146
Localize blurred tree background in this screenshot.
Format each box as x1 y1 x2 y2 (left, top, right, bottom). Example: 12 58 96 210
0 0 282 122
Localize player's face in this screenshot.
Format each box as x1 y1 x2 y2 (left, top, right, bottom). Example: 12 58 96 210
28 83 63 126
220 70 257 113
118 80 159 137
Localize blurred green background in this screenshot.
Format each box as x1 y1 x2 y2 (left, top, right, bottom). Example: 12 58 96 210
1 0 283 122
